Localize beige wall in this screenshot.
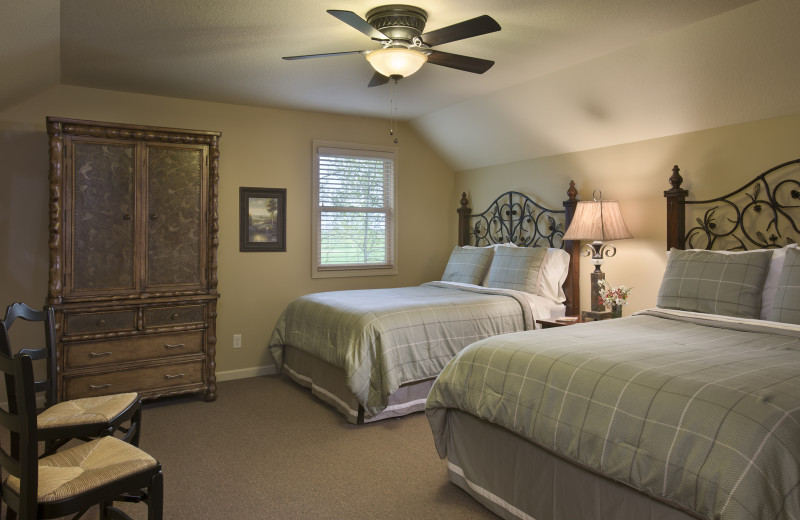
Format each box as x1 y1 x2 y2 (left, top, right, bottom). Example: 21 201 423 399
0 85 456 378
456 112 800 316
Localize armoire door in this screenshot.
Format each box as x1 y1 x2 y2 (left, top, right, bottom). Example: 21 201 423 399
65 138 139 298
144 143 208 293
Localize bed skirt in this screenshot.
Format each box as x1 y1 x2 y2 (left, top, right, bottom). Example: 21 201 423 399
281 345 433 424
441 410 702 520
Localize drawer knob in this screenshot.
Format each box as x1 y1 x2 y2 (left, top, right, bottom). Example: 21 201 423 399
97 319 106 326
89 351 112 358
123 213 132 221
89 383 112 390
165 343 185 349
165 373 185 380
171 313 180 320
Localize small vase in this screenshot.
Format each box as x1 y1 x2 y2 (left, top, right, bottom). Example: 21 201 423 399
610 304 622 319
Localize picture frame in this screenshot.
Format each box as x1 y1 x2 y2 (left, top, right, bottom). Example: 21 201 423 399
239 187 286 252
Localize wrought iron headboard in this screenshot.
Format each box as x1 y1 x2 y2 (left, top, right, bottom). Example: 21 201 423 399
461 191 566 247
665 160 800 250
457 182 580 316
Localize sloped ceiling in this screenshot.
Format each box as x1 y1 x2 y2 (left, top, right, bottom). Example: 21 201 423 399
2 0 799 171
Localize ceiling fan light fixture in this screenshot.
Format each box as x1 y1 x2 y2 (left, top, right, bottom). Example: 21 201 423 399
366 47 427 78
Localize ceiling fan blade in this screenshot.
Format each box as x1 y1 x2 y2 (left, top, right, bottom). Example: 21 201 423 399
282 50 366 60
368 72 390 88
425 50 495 74
327 10 389 40
420 15 501 47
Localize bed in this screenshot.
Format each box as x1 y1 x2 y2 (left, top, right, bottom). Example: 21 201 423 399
425 159 800 520
268 183 582 424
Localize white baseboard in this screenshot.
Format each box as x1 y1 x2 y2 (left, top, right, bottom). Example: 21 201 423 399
215 365 277 382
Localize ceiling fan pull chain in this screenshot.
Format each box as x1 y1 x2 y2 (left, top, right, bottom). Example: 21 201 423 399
390 78 399 143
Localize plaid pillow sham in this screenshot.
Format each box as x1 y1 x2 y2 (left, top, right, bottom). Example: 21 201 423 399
441 246 493 285
486 246 547 293
657 248 773 319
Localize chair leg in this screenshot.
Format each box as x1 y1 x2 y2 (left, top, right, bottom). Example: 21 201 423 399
148 470 164 520
99 501 110 520
130 405 142 447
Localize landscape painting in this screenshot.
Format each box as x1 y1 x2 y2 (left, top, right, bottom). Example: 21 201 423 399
240 187 286 252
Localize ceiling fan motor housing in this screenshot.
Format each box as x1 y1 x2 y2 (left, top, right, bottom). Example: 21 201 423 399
366 4 428 42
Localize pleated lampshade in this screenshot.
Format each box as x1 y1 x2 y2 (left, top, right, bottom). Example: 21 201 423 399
563 200 633 241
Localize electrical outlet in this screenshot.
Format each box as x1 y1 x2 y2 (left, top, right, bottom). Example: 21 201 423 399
233 334 242 349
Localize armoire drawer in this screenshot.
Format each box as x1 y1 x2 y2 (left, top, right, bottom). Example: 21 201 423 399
63 359 204 400
64 331 204 369
65 310 137 335
144 305 205 329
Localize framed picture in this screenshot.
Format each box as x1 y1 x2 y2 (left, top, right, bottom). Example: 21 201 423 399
239 187 286 252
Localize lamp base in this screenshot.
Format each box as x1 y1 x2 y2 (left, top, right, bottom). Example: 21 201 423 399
590 270 606 312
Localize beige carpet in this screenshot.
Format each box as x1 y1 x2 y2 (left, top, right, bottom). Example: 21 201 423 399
92 375 498 519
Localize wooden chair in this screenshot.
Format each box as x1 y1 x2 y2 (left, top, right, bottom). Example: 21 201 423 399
0 303 142 457
0 349 163 519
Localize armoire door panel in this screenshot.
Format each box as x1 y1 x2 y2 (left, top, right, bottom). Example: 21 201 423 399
146 145 206 291
69 140 137 296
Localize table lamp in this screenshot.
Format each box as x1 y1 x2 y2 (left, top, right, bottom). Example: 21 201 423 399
563 191 633 312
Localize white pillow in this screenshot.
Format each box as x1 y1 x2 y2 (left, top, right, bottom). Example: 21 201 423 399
666 243 798 319
761 244 799 319
538 248 570 303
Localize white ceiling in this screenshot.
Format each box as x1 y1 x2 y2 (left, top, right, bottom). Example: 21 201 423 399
2 0 799 171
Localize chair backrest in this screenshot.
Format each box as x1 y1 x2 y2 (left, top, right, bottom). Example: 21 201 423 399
0 349 41 517
0 303 58 409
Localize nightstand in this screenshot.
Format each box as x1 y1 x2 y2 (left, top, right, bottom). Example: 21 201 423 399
581 310 613 322
538 317 581 329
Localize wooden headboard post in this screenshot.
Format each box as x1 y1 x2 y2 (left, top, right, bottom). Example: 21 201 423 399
457 192 471 247
562 181 580 316
664 165 689 250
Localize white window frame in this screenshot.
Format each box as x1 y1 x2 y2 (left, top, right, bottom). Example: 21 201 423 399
312 140 398 278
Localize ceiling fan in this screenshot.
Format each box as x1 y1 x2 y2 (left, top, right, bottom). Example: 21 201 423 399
282 4 501 87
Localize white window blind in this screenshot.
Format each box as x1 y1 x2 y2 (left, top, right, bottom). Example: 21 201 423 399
313 142 397 277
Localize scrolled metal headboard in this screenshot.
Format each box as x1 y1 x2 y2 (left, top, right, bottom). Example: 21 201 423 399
463 191 566 247
665 159 800 250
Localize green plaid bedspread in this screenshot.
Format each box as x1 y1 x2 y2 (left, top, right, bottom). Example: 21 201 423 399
269 282 535 417
426 310 800 520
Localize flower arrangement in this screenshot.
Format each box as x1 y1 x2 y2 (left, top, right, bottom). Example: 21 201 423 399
597 279 632 309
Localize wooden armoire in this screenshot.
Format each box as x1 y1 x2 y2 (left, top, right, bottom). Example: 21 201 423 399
46 117 220 402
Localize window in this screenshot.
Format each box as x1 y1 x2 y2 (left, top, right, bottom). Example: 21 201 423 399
312 141 397 278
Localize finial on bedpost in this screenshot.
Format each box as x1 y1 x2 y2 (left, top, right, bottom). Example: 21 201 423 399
664 165 689 251
668 165 684 191
567 180 577 202
457 192 471 247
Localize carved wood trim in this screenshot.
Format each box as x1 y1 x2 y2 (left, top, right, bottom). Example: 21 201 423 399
47 119 64 304
208 134 220 293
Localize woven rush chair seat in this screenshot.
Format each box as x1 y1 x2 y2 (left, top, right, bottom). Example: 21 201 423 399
4 436 158 503
38 392 139 430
